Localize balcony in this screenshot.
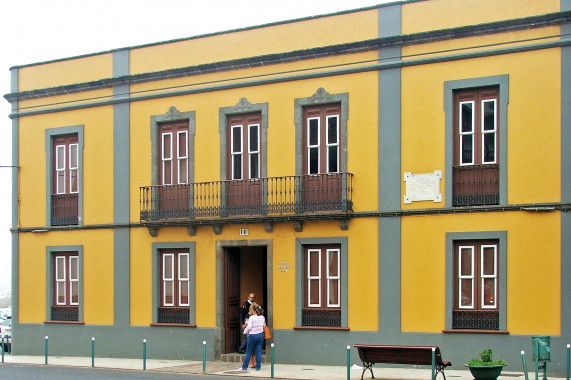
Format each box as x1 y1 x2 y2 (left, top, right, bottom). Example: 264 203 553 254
140 173 353 222
51 193 79 226
452 165 499 207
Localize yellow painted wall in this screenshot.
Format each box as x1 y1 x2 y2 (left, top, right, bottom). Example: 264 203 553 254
130 9 379 75
18 230 115 325
130 218 378 330
18 54 113 92
401 212 561 335
402 0 560 35
18 106 115 228
401 48 561 208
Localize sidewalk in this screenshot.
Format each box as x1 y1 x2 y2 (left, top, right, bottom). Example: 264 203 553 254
0 354 556 379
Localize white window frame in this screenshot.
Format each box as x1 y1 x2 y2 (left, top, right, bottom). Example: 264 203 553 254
161 132 173 185
457 245 474 309
307 248 322 307
480 244 498 309
459 101 475 166
325 115 339 174
326 248 340 307
178 253 190 307
56 144 66 194
69 143 79 193
177 130 188 184
55 256 67 305
231 124 243 180
69 256 79 305
162 253 175 307
481 99 497 164
248 123 260 179
307 117 320 175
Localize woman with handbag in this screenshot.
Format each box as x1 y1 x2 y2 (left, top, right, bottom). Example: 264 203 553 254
241 303 266 371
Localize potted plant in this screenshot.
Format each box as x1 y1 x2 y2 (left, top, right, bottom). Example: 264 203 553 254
465 348 507 380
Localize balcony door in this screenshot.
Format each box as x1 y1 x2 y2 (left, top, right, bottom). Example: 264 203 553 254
158 120 190 219
226 113 262 215
303 104 342 211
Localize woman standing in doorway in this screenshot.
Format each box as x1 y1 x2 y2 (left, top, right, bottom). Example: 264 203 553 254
241 303 265 371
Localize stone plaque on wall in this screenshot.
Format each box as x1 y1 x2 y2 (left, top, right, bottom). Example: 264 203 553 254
403 170 442 204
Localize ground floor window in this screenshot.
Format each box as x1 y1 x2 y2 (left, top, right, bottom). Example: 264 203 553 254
46 246 83 322
296 237 348 329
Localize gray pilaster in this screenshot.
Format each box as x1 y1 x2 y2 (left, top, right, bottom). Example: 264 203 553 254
113 49 130 327
378 3 402 336
560 0 570 338
10 68 19 326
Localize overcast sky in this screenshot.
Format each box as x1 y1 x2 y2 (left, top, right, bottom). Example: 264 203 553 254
0 0 396 293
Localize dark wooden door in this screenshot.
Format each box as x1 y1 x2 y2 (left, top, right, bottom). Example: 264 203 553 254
224 248 241 353
226 113 262 215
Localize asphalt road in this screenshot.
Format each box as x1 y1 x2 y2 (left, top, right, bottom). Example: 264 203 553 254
0 363 253 380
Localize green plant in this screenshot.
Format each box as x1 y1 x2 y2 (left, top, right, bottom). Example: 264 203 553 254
467 348 506 366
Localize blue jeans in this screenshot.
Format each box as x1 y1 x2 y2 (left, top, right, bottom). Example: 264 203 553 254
242 332 263 370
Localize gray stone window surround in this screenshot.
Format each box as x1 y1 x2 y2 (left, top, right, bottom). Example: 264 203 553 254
150 106 196 186
45 245 84 322
295 237 348 328
151 241 196 325
445 231 507 331
219 98 268 180
444 75 509 207
45 125 84 227
294 88 349 176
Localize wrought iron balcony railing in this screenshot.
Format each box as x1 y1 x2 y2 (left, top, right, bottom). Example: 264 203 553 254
51 193 79 226
452 165 499 207
140 172 353 221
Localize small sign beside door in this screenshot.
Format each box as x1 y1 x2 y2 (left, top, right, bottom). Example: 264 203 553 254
239 228 248 236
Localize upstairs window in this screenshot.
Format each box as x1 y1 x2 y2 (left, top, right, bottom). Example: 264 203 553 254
453 87 500 206
51 134 79 226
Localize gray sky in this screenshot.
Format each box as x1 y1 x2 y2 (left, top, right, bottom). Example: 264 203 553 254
0 0 395 293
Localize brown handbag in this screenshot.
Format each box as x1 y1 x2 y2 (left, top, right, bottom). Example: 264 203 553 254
264 325 271 339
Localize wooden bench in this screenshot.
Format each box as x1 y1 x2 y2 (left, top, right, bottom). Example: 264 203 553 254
354 344 452 380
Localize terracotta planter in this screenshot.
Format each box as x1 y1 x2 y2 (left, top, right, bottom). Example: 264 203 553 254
465 364 506 380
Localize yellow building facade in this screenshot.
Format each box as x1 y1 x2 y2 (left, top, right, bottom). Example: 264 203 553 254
5 0 571 368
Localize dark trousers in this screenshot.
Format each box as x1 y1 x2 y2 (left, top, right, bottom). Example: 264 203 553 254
238 327 248 353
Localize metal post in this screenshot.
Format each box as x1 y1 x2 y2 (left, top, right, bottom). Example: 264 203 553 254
202 341 206 373
535 339 540 380
522 351 529 380
1 336 4 363
566 344 570 380
271 343 275 378
91 337 95 368
347 346 350 380
143 339 147 371
431 347 436 380
44 336 49 365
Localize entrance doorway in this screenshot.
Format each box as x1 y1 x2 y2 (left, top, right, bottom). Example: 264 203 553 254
222 244 269 354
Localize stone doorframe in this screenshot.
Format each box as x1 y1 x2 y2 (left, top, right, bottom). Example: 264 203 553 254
214 239 273 359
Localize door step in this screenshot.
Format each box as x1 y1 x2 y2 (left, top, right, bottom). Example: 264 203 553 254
220 353 268 363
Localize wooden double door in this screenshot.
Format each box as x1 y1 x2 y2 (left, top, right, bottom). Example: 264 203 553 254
223 246 268 354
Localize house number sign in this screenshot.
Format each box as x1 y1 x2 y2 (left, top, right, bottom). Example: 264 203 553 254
403 170 442 204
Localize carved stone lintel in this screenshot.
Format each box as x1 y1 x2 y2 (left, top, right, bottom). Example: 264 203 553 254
233 97 253 112
308 88 331 104
163 106 182 119
147 227 158 237
213 225 222 235
264 222 274 233
186 225 196 236
339 219 349 231
293 221 303 232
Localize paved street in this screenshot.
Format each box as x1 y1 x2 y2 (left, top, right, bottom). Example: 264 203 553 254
0 363 242 380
